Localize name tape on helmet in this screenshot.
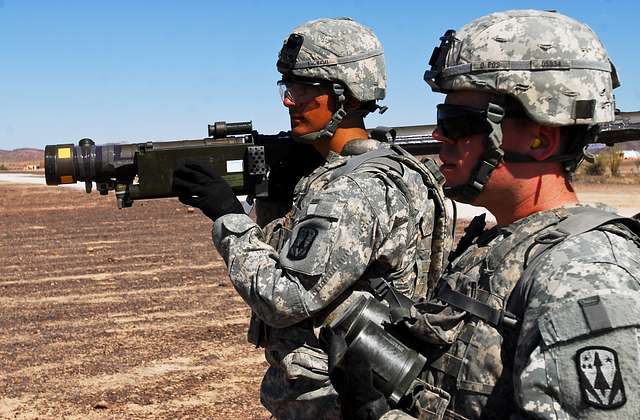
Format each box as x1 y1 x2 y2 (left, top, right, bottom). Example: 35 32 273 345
291 49 384 70
439 59 613 78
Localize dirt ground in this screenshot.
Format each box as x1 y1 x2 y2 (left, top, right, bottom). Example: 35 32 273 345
2 181 640 419
574 182 640 215
1 183 269 419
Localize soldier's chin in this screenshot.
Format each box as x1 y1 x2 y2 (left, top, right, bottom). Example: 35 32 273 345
291 124 312 138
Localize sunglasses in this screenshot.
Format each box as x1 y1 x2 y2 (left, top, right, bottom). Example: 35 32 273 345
277 79 331 105
437 103 528 140
436 104 493 141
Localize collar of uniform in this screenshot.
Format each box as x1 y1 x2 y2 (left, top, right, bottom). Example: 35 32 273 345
324 150 347 168
322 138 384 171
477 227 504 246
341 138 381 156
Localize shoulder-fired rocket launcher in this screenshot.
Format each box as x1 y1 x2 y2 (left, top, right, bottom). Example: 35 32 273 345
43 112 640 209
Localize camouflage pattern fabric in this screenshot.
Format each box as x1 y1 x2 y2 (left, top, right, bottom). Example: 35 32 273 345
425 9 618 126
396 8 635 420
385 204 640 419
212 139 449 419
277 17 386 103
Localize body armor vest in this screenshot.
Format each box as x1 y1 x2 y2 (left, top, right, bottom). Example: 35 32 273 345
411 206 640 419
328 140 450 300
249 138 450 347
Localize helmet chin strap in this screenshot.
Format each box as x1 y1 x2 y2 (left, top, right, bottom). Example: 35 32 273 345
443 103 599 203
292 84 348 144
444 102 505 202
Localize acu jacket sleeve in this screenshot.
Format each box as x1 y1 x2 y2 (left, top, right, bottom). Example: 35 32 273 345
211 176 387 328
512 230 640 419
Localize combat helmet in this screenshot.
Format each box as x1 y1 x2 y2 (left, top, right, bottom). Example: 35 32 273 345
424 9 620 199
277 17 387 142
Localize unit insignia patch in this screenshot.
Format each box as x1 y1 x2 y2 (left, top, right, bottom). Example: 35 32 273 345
287 226 318 261
576 346 626 409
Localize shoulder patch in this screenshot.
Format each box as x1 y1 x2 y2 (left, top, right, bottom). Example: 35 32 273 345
286 226 318 261
576 346 626 409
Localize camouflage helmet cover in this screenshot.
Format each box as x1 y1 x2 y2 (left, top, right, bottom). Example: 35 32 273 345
277 17 387 103
425 9 620 126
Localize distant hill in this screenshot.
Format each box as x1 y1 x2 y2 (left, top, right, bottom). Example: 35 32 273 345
0 148 44 171
0 148 43 162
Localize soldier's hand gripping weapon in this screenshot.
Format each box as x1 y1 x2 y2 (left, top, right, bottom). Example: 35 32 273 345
43 112 639 209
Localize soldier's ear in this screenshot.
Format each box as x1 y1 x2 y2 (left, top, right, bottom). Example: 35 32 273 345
529 126 562 161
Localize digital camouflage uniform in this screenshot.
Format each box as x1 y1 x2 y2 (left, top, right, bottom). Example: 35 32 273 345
213 139 449 419
382 205 640 419
212 18 451 419
376 9 640 420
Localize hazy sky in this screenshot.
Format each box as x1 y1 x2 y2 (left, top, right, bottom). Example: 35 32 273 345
1 0 638 150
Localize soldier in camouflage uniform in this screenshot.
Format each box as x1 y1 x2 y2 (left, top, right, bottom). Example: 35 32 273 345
172 18 450 419
331 10 640 420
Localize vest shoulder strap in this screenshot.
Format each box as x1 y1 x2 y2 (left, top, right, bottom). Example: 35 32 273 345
334 139 452 303
329 146 396 182
438 207 640 331
506 209 640 325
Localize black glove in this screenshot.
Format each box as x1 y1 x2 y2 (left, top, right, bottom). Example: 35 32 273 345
172 160 244 221
321 327 390 420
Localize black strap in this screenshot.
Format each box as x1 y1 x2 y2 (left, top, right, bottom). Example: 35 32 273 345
368 277 414 310
448 214 486 263
447 103 505 202
438 286 518 329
